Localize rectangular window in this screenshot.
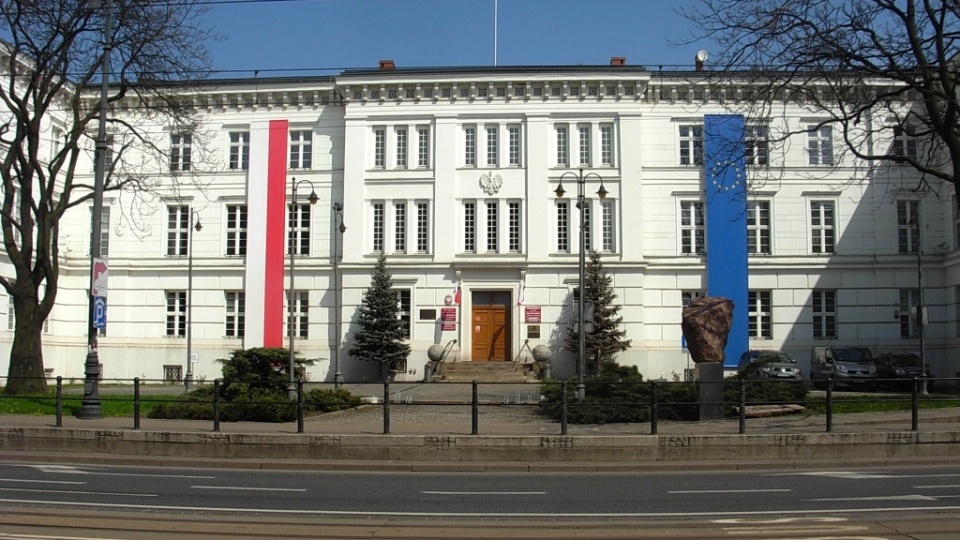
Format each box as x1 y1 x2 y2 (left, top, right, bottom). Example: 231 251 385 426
748 290 773 339
170 134 191 172
508 202 521 252
582 201 592 252
228 131 249 170
600 125 613 166
372 203 385 253
578 125 591 166
165 291 187 337
900 288 920 339
812 289 837 339
897 200 920 254
508 126 521 166
6 295 13 331
94 206 110 257
418 127 430 167
396 127 407 168
166 205 189 256
394 202 406 253
394 289 411 339
287 203 311 256
892 126 918 160
374 128 386 168
289 130 313 169
557 201 570 253
486 126 498 167
286 291 309 339
556 124 569 167
225 291 245 338
678 125 703 166
954 196 960 250
464 126 477 166
810 201 835 254
464 202 476 253
682 290 706 308
680 201 705 254
417 202 429 253
807 125 834 166
226 204 247 256
747 201 771 254
745 125 769 166
486 202 499 252
601 200 615 252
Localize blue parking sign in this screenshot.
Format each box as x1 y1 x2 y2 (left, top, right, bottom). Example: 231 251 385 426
93 296 107 329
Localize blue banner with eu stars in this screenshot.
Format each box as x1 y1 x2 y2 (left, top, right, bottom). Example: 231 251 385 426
704 114 748 368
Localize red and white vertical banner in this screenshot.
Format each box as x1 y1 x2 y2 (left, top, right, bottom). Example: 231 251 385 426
244 119 288 349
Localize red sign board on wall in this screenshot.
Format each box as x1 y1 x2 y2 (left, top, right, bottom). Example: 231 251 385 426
441 307 457 330
524 306 541 323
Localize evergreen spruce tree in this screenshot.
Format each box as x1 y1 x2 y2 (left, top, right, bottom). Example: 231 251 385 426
349 254 411 380
566 251 632 373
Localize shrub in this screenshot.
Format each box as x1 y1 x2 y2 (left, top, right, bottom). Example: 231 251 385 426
147 348 359 423
303 388 363 413
539 365 698 424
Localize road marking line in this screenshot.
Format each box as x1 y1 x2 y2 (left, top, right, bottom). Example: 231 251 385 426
18 464 213 479
670 489 790 494
191 486 307 492
0 487 157 497
915 484 960 489
0 479 84 485
808 494 936 502
423 491 546 495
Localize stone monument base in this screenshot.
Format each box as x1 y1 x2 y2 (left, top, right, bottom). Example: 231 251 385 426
697 362 724 421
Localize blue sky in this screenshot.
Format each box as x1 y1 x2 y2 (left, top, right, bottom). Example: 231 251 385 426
202 0 709 77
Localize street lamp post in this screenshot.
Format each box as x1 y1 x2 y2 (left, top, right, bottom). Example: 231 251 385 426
78 0 114 420
184 211 202 392
332 202 347 390
554 168 607 402
913 212 929 396
289 177 318 398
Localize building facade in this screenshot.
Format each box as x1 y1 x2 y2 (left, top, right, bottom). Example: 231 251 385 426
2 60 958 384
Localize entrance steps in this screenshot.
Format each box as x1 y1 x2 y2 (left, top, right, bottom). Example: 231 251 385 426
435 361 533 383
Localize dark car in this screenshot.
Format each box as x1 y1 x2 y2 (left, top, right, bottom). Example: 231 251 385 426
874 353 935 390
737 350 802 380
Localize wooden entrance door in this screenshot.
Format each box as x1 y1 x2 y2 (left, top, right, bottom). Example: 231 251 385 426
471 291 511 362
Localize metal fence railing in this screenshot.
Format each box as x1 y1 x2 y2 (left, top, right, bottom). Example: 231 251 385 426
0 375 958 436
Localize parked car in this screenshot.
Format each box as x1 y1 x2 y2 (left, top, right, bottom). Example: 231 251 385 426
737 350 802 380
874 353 935 390
810 346 877 388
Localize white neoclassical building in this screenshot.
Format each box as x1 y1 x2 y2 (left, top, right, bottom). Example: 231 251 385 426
3 59 959 384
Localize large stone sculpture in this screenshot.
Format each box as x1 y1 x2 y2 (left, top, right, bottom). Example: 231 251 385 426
681 296 734 364
681 296 734 421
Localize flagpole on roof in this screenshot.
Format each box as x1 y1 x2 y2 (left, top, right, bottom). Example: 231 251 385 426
494 0 498 66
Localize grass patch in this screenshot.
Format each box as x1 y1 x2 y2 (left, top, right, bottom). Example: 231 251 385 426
806 394 960 414
0 392 185 417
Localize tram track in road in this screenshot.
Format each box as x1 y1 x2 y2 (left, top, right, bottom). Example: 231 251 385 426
1 508 960 539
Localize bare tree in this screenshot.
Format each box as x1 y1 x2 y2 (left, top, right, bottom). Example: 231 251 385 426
681 0 960 188
0 0 216 393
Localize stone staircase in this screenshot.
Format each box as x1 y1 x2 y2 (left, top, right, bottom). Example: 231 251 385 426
435 361 533 383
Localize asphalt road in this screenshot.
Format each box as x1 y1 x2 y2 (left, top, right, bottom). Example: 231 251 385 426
2 461 960 538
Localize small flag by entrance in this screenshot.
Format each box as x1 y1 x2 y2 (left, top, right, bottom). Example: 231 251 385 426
517 282 525 305
453 284 461 305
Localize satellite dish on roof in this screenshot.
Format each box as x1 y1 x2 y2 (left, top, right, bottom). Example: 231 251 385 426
696 50 709 63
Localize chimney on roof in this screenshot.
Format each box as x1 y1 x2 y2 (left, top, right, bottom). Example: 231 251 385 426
379 59 395 70
610 57 626 66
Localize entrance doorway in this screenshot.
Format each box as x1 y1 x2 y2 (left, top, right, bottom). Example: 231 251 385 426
471 291 511 362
